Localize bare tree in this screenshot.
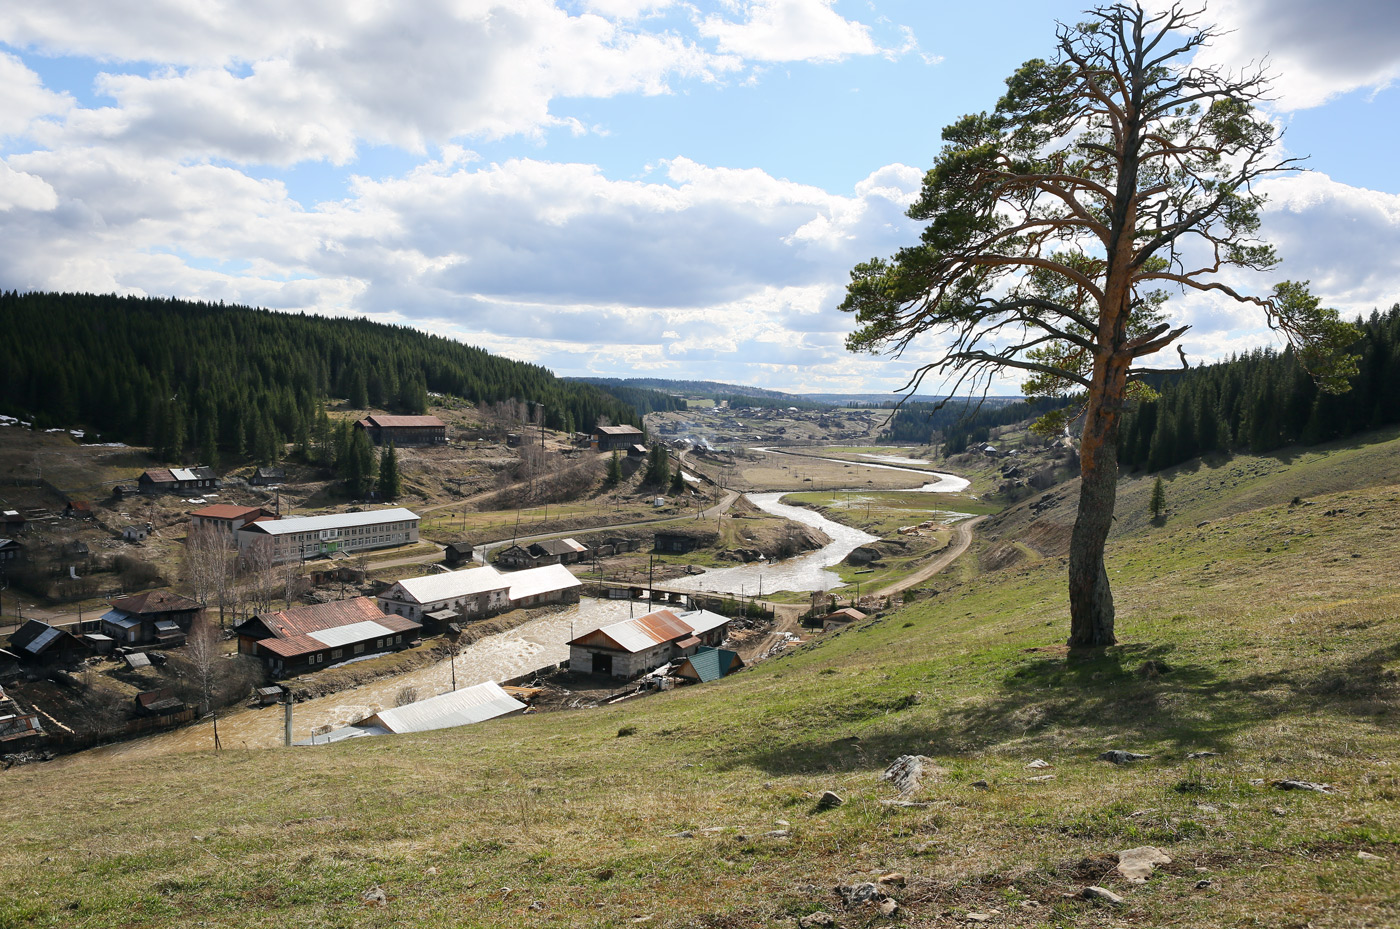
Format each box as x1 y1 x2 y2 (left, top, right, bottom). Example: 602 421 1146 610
184 524 234 625
243 537 279 615
841 3 1359 647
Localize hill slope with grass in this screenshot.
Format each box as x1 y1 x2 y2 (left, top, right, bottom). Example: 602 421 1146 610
4 435 1399 928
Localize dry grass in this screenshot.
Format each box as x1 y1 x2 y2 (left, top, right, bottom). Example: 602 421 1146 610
4 435 1400 928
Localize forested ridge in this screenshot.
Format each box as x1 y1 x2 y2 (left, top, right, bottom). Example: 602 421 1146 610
882 397 1072 451
0 292 641 461
1120 305 1400 472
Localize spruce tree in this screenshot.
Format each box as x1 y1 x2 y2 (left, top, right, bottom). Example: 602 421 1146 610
605 450 623 487
1149 477 1167 520
644 444 670 486
378 442 402 501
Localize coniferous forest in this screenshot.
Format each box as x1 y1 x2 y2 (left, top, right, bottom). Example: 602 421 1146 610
1119 305 1400 472
0 292 643 463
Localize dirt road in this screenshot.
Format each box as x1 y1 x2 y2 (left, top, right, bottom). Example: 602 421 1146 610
873 515 985 598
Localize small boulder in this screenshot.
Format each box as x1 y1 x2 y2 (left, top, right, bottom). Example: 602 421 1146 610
878 898 899 917
361 885 389 908
883 754 938 795
1272 779 1333 793
798 913 835 929
836 882 884 906
877 872 906 887
1081 886 1126 907
1357 851 1385 863
818 790 845 808
1115 846 1171 883
1026 759 1053 769
970 780 990 790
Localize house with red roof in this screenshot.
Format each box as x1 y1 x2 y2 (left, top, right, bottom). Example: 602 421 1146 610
189 504 275 540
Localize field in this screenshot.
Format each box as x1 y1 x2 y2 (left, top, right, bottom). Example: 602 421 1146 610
3 432 1398 928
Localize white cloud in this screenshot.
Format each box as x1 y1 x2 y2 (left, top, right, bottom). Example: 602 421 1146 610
1143 0 1400 110
0 157 57 211
0 52 69 137
10 1 739 165
699 0 878 62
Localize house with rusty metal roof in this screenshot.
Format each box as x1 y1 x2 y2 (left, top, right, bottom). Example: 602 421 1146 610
232 597 421 678
189 503 275 539
567 607 731 678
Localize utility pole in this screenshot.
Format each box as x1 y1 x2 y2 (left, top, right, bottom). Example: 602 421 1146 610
284 698 293 747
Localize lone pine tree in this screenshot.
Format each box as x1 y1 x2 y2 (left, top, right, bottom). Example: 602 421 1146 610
841 3 1358 647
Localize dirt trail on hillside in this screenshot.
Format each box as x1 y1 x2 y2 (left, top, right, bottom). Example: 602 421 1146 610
873 515 985 598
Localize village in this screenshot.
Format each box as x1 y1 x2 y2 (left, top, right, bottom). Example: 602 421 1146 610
0 402 1004 760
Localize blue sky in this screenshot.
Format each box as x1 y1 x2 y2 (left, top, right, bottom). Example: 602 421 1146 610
2 0 1399 397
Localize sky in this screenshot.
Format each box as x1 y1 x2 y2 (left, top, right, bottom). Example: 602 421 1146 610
1 0 1399 398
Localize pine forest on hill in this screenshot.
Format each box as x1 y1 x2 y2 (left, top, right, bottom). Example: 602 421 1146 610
1120 304 1400 473
0 292 643 462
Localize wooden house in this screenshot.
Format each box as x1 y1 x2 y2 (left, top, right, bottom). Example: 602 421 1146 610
354 414 447 446
249 466 286 486
99 591 203 647
8 620 84 664
567 608 730 679
138 466 220 494
591 424 644 451
232 597 421 678
674 647 744 683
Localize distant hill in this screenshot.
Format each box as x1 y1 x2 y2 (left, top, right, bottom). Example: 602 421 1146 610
801 392 1026 407
571 377 830 410
0 292 643 461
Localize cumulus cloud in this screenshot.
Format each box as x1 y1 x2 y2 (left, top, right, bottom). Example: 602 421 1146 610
698 0 878 62
10 1 738 165
0 52 69 137
0 157 57 212
1143 0 1400 110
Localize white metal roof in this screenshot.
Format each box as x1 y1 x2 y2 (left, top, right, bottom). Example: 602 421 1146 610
240 507 420 536
506 563 582 601
388 565 508 605
369 681 525 734
101 609 140 629
306 620 397 648
678 609 730 636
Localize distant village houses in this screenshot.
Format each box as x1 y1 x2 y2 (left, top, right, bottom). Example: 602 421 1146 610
233 597 421 678
235 507 420 564
378 563 581 623
249 466 285 486
354 414 447 446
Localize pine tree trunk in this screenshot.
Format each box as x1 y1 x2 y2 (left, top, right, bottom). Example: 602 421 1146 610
1068 360 1126 648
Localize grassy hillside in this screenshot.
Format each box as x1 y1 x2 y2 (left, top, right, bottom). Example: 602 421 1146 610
4 437 1399 928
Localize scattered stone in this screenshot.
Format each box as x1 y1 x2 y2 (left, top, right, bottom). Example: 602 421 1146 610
1127 808 1157 818
1081 886 1126 907
700 826 726 834
776 819 790 827
818 791 845 808
798 913 835 928
673 830 695 838
1099 750 1151 765
361 885 388 907
631 916 653 924
970 780 990 790
1195 879 1213 890
1019 900 1040 908
425 867 438 875
191 835 205 843
881 799 931 808
964 913 993 923
877 872 907 887
1027 774 1056 782
528 901 544 911
878 898 899 917
1115 846 1172 883
1270 807 1288 817
836 882 885 906
1249 778 1265 786
883 754 939 795
1357 851 1385 863
1187 751 1220 759
763 829 791 839
1273 779 1333 793
1197 804 1219 813
1026 759 1053 769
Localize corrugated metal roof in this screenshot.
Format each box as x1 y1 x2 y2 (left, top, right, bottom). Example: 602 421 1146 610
388 565 508 605
678 647 742 683
596 425 643 436
571 608 731 654
170 468 197 482
254 597 401 637
126 652 151 668
240 507 419 536
534 538 586 556
24 626 61 655
101 609 139 629
306 620 396 648
110 590 201 615
505 564 581 602
369 681 525 734
191 504 264 520
143 469 176 483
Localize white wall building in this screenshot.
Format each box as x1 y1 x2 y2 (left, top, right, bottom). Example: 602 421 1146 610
236 507 420 564
378 565 512 622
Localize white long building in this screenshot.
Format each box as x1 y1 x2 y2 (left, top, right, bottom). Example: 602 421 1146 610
236 507 420 564
378 563 582 622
